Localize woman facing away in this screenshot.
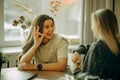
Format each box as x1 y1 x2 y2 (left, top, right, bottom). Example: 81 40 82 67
18 14 68 71
72 9 120 79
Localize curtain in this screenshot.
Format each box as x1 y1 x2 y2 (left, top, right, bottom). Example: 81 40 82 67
78 0 114 44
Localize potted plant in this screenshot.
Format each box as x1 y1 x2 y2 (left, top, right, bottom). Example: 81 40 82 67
0 51 8 73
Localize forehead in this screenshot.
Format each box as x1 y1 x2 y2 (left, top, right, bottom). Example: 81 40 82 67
44 19 53 25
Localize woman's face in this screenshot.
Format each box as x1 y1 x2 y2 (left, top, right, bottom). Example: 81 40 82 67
91 21 99 38
42 19 55 40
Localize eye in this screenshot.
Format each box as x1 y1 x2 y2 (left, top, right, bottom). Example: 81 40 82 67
44 25 49 28
51 25 54 27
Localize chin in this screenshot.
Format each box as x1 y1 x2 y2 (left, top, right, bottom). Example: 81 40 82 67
45 36 53 40
48 36 53 39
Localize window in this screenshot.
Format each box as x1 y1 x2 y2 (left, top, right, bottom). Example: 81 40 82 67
0 0 82 47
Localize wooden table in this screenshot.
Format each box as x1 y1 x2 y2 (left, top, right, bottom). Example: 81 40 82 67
1 67 74 80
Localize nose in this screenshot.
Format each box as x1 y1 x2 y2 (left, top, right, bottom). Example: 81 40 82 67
49 27 54 32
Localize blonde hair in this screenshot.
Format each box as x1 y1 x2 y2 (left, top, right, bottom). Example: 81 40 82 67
91 9 120 54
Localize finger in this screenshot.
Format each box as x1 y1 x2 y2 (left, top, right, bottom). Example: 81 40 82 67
37 31 43 36
18 67 24 70
18 65 23 70
75 63 80 68
72 57 77 64
35 26 42 36
77 60 81 63
36 31 45 38
19 64 23 68
34 26 40 34
76 60 81 65
40 33 45 38
18 67 21 70
35 26 38 31
34 29 42 38
33 26 37 34
36 26 39 32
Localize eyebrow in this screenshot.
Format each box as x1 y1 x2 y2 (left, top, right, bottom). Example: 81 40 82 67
43 24 54 26
43 25 49 27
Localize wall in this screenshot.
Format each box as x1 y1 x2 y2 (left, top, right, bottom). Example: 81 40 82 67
115 0 120 31
1 47 21 68
0 0 4 46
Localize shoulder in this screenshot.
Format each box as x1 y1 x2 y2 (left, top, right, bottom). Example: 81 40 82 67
52 33 68 45
91 40 108 50
89 40 111 57
86 40 106 56
85 40 106 64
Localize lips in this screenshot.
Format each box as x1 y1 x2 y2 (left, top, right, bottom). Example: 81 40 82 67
44 33 53 39
47 33 52 36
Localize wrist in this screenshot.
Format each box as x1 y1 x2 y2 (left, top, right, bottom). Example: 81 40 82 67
37 64 42 71
33 44 39 47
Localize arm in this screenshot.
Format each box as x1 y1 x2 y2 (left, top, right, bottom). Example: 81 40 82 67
42 57 67 71
72 44 91 68
81 43 104 76
18 26 44 70
18 57 67 71
19 44 39 63
73 44 91 55
19 37 68 71
19 26 45 64
41 38 69 71
72 51 81 68
74 45 103 80
40 39 68 71
18 44 40 71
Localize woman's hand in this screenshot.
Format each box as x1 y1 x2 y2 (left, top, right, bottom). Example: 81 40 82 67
33 26 45 46
71 51 81 68
18 62 37 71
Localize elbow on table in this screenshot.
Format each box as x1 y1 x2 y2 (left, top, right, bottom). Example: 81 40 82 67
59 68 65 72
58 65 67 72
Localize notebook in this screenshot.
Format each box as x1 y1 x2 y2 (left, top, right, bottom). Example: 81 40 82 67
3 70 37 80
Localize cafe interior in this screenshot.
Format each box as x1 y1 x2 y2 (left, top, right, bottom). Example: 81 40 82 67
0 0 120 80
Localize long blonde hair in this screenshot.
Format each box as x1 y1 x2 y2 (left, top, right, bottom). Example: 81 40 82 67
91 9 120 54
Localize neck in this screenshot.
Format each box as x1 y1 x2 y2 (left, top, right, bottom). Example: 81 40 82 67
42 38 50 45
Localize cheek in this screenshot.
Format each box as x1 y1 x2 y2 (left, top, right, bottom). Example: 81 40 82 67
91 25 97 37
93 29 99 38
91 25 94 33
42 29 47 34
52 28 55 32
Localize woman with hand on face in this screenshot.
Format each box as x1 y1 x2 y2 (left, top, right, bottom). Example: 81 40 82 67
72 9 120 79
18 14 68 71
